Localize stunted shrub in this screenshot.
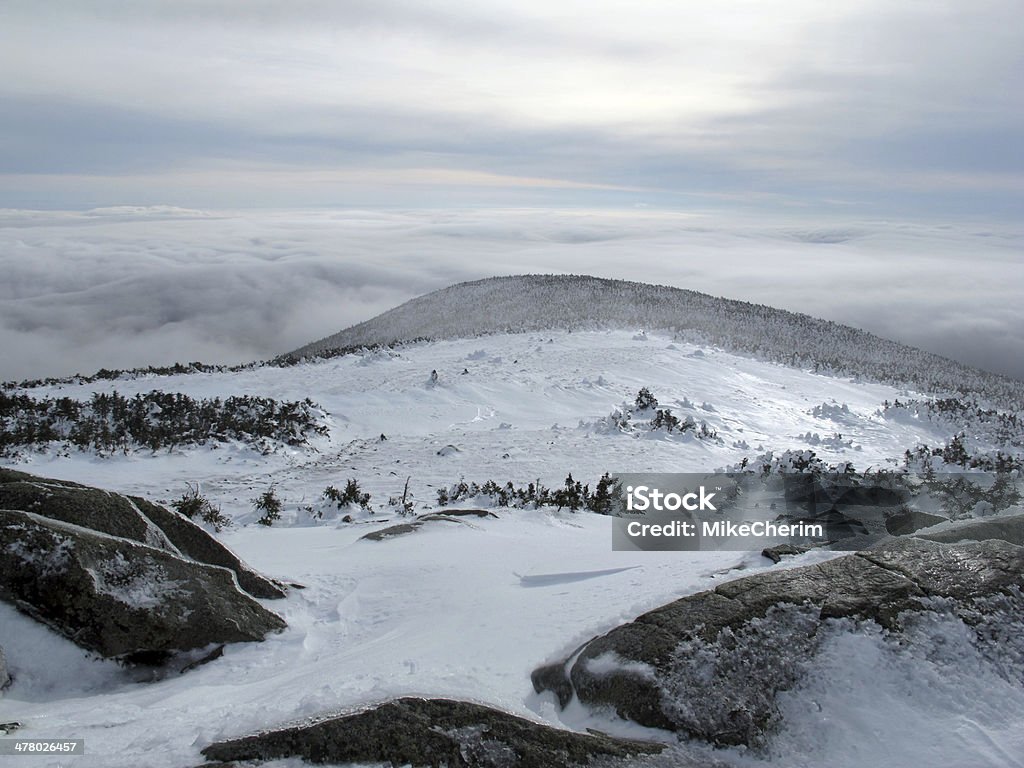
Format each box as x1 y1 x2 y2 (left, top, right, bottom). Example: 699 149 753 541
323 479 372 511
253 487 282 526
388 476 415 517
635 387 658 411
171 482 230 532
436 472 621 514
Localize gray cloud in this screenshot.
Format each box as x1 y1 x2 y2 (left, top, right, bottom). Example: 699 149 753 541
0 208 1020 383
0 0 1021 213
0 3 1020 383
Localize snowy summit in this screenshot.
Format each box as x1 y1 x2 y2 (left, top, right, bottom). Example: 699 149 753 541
1 275 1023 768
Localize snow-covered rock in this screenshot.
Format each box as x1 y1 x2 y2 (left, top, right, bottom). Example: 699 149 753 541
360 509 497 541
0 473 288 663
199 697 679 768
1 507 284 663
533 537 1024 747
126 495 285 599
916 513 1024 546
0 506 286 663
0 470 284 599
884 507 947 535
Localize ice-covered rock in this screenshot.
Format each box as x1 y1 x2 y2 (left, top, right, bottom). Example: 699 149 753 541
915 513 1024 546
533 537 1024 747
0 469 284 599
0 507 286 663
126 494 285 598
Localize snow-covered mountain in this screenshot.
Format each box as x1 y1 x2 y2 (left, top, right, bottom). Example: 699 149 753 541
288 275 1024 408
1 278 1023 768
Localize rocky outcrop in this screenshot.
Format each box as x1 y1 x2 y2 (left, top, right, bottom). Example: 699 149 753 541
915 513 1024 547
127 495 284 598
0 470 284 599
361 509 497 541
533 537 1024 747
0 507 286 663
760 542 817 563
0 470 287 673
884 507 946 536
0 477 158 544
199 697 678 768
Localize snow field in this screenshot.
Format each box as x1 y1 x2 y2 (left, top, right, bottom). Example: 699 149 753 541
2 329 1018 767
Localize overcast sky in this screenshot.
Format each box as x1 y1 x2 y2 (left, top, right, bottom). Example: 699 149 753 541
0 2 1021 383
1 0 1021 213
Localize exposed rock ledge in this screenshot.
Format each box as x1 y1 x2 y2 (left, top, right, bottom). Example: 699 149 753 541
0 468 285 599
198 697 720 768
533 529 1024 747
361 509 497 541
0 469 286 665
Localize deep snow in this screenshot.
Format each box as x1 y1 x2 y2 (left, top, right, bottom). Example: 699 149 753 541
1 330 1021 767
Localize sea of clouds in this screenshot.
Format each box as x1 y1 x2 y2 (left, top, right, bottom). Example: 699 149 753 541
1 206 1021 382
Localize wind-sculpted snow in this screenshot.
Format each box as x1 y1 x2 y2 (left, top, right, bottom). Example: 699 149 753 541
1 327 1022 767
764 593 1024 766
290 275 1024 409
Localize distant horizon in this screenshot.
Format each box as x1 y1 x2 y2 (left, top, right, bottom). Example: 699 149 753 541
3 199 1021 225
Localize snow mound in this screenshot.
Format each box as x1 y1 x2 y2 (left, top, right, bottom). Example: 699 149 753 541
289 275 1024 408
